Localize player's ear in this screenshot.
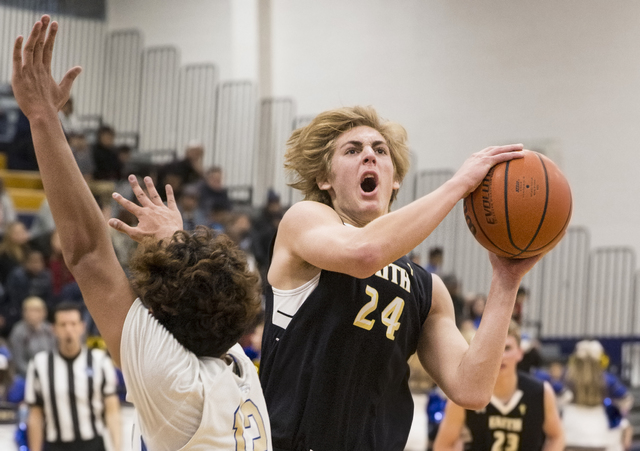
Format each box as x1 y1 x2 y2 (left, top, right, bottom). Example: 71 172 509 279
392 179 400 190
317 175 331 191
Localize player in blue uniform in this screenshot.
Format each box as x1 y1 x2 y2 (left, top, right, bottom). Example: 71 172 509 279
433 321 564 451
110 109 548 449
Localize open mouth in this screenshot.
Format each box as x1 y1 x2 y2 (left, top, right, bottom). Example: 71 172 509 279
360 175 378 193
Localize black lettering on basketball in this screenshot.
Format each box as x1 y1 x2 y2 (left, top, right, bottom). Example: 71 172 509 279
481 167 497 224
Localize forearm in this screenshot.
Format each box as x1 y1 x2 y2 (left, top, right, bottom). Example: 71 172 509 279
27 408 44 451
28 113 112 267
359 179 465 267
456 276 520 402
542 436 565 451
433 439 461 451
105 403 122 451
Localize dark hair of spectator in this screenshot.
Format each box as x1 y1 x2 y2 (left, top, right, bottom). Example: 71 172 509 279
98 125 115 136
517 286 528 297
429 247 443 258
206 166 223 176
128 227 261 358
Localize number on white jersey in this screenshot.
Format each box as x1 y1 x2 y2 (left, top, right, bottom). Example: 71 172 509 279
233 400 268 451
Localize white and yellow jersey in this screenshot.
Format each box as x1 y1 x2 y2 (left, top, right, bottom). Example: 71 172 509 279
122 299 271 451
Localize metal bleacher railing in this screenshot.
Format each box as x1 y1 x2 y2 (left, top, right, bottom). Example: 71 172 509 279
2 4 640 382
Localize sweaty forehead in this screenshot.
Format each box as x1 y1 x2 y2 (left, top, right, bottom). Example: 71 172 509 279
335 125 387 147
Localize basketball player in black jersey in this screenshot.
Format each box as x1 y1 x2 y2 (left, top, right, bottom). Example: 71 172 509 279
110 107 550 450
433 321 564 451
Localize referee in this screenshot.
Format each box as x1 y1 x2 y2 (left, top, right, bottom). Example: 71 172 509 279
24 302 121 451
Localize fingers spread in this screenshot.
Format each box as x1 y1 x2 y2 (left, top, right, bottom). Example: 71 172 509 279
143 176 163 206
43 20 58 71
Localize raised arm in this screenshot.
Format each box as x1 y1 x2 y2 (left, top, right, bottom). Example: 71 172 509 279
417 253 542 409
11 16 134 365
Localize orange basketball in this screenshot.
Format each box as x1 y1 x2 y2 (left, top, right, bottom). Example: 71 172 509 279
463 150 572 258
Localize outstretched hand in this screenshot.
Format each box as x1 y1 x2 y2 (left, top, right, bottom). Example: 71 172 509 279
454 144 525 198
109 175 184 242
11 15 82 119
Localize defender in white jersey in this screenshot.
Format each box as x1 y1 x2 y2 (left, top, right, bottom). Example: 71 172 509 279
11 15 271 451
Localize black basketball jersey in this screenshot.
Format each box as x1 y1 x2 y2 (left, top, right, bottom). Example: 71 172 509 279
464 372 545 451
260 255 432 451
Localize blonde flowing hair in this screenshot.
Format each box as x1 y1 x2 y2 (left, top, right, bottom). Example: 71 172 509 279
564 340 606 407
285 106 411 208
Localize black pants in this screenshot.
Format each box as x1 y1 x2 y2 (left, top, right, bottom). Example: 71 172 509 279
44 436 106 451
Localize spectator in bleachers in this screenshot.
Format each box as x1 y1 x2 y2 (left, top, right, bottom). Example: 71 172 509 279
5 249 52 329
58 97 82 136
408 251 422 266
512 285 528 325
225 211 257 272
199 165 232 214
157 140 205 200
8 296 55 377
29 200 55 241
468 294 486 329
6 107 38 171
0 179 17 238
425 246 443 275
102 199 137 273
238 311 265 365
442 274 465 328
178 184 208 231
117 144 133 176
92 125 121 181
69 132 94 183
46 231 74 302
251 189 284 283
0 338 23 405
0 220 30 286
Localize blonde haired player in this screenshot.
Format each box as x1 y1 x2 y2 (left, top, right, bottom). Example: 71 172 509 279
12 16 271 451
110 104 549 449
433 322 564 451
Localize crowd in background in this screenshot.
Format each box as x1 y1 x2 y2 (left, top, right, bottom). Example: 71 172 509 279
0 93 636 450
406 247 636 451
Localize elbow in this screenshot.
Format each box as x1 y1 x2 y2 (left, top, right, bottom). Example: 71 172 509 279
450 391 491 411
349 243 385 279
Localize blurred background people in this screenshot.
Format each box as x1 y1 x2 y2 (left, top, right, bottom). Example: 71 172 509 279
8 296 55 378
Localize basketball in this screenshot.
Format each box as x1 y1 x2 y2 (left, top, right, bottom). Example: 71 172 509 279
463 150 572 258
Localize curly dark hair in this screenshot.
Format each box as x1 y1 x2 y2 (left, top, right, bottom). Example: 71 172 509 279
128 227 261 358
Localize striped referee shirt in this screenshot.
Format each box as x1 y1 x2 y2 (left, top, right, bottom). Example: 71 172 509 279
24 347 118 444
